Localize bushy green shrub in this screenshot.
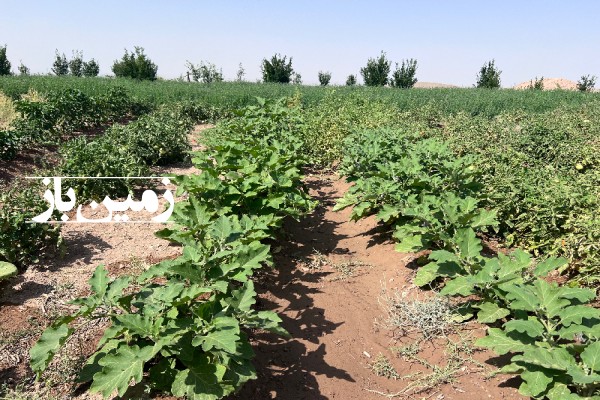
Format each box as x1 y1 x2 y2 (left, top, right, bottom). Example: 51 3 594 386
360 51 391 87
0 181 62 268
390 59 418 89
318 71 331 86
476 60 501 89
261 54 294 84
112 47 158 81
59 136 149 201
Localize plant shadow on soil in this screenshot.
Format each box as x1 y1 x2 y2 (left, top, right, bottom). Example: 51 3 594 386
231 176 355 399
0 231 111 306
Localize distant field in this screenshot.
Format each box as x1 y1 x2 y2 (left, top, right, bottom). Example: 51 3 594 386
1 75 599 117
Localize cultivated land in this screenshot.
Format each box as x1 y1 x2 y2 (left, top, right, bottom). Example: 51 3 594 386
0 77 599 399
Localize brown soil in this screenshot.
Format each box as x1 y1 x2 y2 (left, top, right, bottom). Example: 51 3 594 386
513 77 578 90
0 125 524 399
230 172 522 400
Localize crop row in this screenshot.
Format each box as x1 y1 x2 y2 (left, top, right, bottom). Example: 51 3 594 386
29 98 316 398
2 76 600 118
336 128 600 399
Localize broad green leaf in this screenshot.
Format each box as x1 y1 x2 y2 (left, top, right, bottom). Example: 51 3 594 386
89 265 109 298
394 234 426 253
512 347 577 371
90 345 156 397
376 205 399 223
519 370 553 397
413 263 439 287
440 275 475 296
428 250 460 263
114 314 154 337
534 279 569 318
230 281 256 312
546 383 578 400
567 365 600 385
558 287 597 303
559 305 600 327
0 261 17 280
582 341 600 372
105 276 131 303
455 228 482 259
193 317 240 354
475 302 510 323
505 285 539 312
534 257 568 277
171 356 226 400
471 209 498 228
30 323 73 375
475 328 532 355
558 319 600 340
504 318 545 339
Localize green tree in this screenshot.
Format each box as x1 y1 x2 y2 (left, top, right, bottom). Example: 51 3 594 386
69 50 84 77
527 76 544 90
236 62 245 82
0 45 11 76
52 50 69 76
346 74 357 86
390 59 418 88
577 75 596 92
318 71 331 86
476 60 501 88
82 59 100 77
261 53 294 83
18 61 29 76
112 47 158 81
360 51 391 86
186 61 223 83
292 72 302 85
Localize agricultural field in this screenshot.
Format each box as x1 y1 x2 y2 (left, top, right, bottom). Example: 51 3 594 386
1 77 600 400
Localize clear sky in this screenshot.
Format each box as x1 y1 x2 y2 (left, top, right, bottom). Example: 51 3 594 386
1 0 599 87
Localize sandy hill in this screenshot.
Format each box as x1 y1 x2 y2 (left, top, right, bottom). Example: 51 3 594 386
514 77 578 90
414 81 459 88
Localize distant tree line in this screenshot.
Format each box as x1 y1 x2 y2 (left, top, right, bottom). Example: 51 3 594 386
0 44 597 91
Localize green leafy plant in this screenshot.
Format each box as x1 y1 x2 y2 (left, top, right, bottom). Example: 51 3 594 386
345 74 357 86
0 44 12 76
360 51 391 86
186 61 224 84
0 181 62 268
318 71 331 86
0 261 17 280
527 77 544 90
476 59 501 89
68 51 84 77
112 47 158 81
31 97 315 399
390 59 418 89
51 51 69 76
17 61 30 76
261 54 294 84
335 129 493 253
577 75 597 92
82 59 100 77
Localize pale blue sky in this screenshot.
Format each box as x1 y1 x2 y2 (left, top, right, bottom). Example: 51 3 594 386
1 0 598 86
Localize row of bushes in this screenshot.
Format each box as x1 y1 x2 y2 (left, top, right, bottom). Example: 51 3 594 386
336 127 600 399
0 100 218 272
0 87 150 159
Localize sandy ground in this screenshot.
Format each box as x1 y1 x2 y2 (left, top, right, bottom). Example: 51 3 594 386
513 77 579 90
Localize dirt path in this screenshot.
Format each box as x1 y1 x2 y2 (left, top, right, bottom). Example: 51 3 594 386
232 172 523 400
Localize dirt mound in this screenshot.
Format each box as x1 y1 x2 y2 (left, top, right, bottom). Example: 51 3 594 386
514 77 578 90
414 81 459 88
